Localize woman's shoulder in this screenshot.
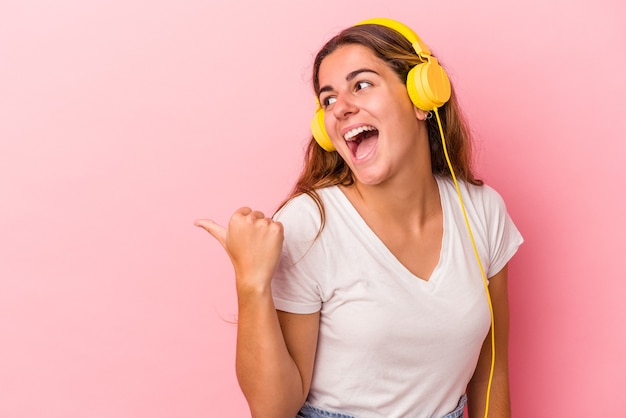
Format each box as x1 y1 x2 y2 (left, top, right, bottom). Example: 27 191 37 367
273 186 339 237
437 176 508 212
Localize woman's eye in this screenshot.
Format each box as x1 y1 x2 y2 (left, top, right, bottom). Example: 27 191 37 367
355 81 372 91
322 96 336 107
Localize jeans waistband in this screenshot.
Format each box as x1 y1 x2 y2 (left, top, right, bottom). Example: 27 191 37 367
297 393 467 418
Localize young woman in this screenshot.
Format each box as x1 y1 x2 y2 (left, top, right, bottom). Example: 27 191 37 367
196 18 523 418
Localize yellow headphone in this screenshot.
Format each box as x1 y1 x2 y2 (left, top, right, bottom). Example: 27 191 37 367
310 18 452 152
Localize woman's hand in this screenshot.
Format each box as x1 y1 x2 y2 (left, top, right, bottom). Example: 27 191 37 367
195 207 284 292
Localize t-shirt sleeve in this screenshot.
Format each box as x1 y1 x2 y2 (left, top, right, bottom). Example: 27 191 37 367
271 194 325 314
480 185 524 278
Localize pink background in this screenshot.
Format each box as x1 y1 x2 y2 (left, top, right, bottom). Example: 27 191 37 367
1 0 625 417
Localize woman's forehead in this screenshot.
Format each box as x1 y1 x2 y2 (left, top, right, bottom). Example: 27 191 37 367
318 44 386 84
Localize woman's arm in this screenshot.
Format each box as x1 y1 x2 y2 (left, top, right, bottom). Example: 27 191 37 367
467 264 511 418
236 291 319 417
196 208 319 417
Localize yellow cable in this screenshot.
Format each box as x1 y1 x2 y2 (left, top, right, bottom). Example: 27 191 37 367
433 108 495 418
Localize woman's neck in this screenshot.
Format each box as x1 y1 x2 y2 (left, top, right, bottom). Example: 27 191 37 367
341 171 441 228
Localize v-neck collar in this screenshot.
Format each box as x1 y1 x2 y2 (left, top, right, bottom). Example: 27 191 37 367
324 178 449 285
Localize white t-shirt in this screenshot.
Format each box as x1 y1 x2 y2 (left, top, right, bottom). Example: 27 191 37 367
272 177 523 418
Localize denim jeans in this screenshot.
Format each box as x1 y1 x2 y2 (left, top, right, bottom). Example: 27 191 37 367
296 393 467 418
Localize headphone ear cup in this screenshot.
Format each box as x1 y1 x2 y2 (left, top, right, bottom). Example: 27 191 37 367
406 62 451 111
310 107 335 151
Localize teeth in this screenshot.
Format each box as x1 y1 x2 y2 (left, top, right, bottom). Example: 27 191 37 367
343 125 376 141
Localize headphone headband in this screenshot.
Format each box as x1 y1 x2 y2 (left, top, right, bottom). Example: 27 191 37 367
355 18 432 58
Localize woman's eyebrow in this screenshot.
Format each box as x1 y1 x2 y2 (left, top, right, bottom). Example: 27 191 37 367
319 68 380 95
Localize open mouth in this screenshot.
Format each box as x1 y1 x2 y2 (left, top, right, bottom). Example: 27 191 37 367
344 125 379 160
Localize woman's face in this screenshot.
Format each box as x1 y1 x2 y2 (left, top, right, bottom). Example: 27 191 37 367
317 44 430 186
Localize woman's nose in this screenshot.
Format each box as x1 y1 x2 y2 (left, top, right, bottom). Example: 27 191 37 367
332 94 358 119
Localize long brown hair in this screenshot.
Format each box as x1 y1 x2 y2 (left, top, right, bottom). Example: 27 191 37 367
278 24 482 227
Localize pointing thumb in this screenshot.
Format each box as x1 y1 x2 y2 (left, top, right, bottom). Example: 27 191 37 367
194 219 227 247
